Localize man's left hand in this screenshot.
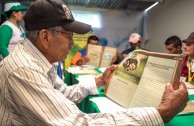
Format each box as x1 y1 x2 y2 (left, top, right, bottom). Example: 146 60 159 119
95 65 118 87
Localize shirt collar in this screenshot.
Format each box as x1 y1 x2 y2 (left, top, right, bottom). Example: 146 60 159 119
23 38 52 73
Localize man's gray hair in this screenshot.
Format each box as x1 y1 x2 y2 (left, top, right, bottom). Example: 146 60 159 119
26 26 63 43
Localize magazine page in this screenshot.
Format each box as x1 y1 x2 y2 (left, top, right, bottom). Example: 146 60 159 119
86 44 103 67
100 47 117 68
105 50 149 108
129 52 184 108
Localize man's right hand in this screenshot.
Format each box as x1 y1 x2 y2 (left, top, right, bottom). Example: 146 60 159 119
157 82 189 123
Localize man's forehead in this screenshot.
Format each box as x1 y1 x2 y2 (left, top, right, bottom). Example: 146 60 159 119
166 46 175 50
89 40 98 43
166 43 175 47
184 41 194 46
185 41 194 44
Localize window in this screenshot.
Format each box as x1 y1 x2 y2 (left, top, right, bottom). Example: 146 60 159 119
72 11 101 28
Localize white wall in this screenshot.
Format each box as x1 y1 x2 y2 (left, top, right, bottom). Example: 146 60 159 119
146 0 194 52
70 6 145 52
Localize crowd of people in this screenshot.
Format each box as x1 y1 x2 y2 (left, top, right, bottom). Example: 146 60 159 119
0 0 192 125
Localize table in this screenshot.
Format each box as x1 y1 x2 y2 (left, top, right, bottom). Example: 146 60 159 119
165 112 194 126
86 89 194 126
64 69 194 126
88 91 194 126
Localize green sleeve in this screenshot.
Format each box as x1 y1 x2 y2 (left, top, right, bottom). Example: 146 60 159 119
0 25 13 58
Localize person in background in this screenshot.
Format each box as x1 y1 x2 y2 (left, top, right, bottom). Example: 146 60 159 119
0 2 27 60
113 33 143 64
181 32 194 87
121 33 143 57
71 35 99 66
165 36 182 54
0 0 188 125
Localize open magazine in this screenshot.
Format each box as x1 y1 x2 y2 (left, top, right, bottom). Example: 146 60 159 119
105 50 185 108
86 44 117 68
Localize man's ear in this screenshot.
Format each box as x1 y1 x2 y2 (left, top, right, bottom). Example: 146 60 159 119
38 29 49 49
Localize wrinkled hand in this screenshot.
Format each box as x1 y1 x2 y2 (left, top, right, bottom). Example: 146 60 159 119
157 82 189 123
103 65 118 82
95 65 118 87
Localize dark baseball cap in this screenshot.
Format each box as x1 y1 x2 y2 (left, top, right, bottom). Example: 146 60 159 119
24 0 91 34
182 32 194 43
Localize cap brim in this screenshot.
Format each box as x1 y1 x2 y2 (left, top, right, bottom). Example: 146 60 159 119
63 21 91 34
14 5 27 11
182 39 187 43
182 39 191 43
129 41 138 44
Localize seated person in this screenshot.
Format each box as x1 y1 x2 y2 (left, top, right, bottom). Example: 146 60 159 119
121 33 142 57
113 33 143 64
71 35 99 66
165 35 182 54
181 32 194 87
0 0 189 125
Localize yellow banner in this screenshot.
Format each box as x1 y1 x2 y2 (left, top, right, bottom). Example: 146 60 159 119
64 33 94 69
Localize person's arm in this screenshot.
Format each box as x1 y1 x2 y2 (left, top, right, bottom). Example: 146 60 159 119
53 65 117 103
0 25 13 57
70 52 82 65
95 65 118 87
50 67 99 103
9 67 164 126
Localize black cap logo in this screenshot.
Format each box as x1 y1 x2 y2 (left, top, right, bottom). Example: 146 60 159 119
62 4 73 20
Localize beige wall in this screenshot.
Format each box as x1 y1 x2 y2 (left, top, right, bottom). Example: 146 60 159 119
146 0 194 52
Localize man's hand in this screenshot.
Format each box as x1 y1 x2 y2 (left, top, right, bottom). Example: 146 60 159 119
77 56 90 65
95 65 118 87
81 56 89 64
157 82 189 123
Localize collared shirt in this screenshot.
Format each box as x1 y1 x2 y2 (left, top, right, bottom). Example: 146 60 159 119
0 38 163 126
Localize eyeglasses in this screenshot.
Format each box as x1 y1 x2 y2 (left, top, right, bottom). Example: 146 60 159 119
53 30 73 40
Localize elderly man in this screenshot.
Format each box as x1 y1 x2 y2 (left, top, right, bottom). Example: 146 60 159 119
0 0 188 125
165 36 182 54
181 32 194 87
